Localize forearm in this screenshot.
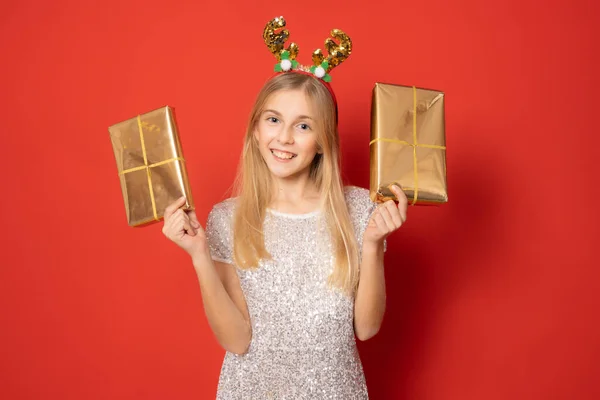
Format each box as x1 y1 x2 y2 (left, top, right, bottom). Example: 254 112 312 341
192 253 251 354
353 240 386 341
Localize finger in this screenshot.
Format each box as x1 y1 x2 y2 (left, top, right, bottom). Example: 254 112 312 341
378 204 397 232
398 200 407 223
164 196 187 220
174 211 196 237
183 212 198 236
162 208 179 234
384 200 403 228
188 210 201 229
390 185 408 221
397 198 408 223
167 211 190 237
164 212 184 237
170 209 186 228
389 184 404 200
373 210 388 234
182 215 196 236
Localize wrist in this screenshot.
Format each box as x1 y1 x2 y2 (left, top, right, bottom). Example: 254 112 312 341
191 250 212 270
362 239 384 255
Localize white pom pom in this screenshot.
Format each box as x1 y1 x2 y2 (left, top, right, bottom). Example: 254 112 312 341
281 59 292 71
314 66 326 78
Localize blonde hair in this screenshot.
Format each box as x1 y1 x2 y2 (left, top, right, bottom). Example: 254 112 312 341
231 73 359 295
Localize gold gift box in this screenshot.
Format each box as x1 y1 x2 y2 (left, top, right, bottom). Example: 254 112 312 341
370 82 447 205
108 106 194 226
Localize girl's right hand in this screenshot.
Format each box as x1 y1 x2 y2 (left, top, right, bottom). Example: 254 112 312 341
162 196 209 259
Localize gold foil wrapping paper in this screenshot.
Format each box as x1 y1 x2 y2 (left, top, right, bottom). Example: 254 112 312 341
370 83 447 205
109 106 194 227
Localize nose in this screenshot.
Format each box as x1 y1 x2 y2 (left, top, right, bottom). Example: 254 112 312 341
276 125 294 144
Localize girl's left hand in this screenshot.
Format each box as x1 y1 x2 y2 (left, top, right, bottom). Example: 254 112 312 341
363 185 408 246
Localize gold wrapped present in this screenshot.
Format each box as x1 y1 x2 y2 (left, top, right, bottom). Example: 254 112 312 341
370 83 447 205
108 106 194 226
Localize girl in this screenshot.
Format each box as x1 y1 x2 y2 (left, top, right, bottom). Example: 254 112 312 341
162 20 407 399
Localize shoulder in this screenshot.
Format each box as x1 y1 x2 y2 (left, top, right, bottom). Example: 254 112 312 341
342 186 378 248
343 185 378 227
343 185 376 212
210 197 237 215
343 185 371 199
206 197 237 229
205 198 237 264
343 186 388 253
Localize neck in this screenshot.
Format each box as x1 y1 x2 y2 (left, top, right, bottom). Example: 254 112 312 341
269 174 321 212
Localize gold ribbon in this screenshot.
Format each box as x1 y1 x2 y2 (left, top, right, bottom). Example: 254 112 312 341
369 86 446 205
118 115 184 221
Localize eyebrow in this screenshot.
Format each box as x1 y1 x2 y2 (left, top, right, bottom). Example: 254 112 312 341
263 109 313 120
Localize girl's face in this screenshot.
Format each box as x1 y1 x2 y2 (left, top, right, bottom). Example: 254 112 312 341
254 89 322 181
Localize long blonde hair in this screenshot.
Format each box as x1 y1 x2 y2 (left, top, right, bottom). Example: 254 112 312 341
231 73 359 295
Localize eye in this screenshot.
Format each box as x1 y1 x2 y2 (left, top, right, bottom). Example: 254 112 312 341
266 116 279 123
298 123 311 131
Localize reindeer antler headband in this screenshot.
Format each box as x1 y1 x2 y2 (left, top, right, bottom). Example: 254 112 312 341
263 16 352 101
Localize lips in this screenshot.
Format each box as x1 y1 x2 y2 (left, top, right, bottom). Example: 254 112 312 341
270 149 297 160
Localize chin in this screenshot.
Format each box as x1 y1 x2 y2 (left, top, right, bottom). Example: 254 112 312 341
266 162 311 180
267 167 305 180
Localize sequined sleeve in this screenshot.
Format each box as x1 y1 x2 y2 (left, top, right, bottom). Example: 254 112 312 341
345 186 388 254
205 200 235 265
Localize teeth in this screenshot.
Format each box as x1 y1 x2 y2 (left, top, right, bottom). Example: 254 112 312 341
272 150 295 159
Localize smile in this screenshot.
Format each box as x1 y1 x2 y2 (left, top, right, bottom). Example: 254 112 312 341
271 149 297 160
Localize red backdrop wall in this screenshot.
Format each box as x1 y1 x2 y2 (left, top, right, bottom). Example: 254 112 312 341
1 0 599 399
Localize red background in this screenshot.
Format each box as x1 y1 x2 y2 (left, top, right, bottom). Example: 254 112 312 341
1 0 599 399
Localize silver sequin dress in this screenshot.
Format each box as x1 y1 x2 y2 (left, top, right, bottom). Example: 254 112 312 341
205 186 379 399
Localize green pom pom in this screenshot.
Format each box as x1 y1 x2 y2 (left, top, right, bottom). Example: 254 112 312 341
281 50 289 60
322 61 329 69
291 60 298 69
310 66 316 73
274 63 282 72
323 74 332 83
